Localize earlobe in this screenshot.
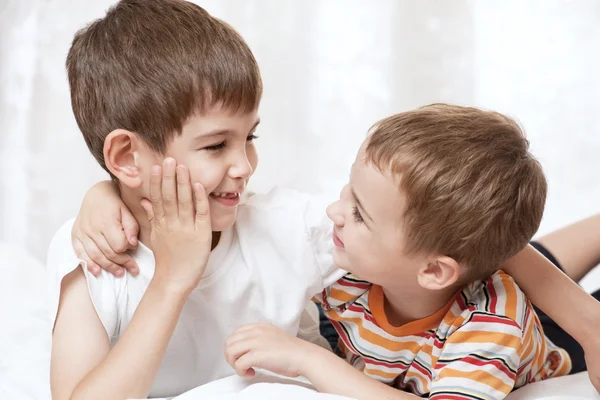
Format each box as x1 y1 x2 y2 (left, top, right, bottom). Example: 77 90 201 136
417 256 462 290
103 129 143 188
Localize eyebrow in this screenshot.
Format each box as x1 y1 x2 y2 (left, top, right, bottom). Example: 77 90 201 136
351 187 374 224
195 119 261 140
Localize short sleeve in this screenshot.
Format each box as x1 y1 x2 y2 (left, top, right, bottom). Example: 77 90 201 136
313 273 371 315
429 311 523 400
47 219 121 338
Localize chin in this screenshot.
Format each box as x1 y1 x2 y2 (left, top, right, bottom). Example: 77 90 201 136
209 209 238 232
332 249 351 272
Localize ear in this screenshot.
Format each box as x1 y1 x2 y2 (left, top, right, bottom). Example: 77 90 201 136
417 256 462 290
103 129 144 189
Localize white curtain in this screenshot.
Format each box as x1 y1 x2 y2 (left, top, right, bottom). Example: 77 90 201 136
1 0 600 286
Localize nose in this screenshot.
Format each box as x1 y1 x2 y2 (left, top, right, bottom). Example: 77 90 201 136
229 150 253 180
326 200 345 227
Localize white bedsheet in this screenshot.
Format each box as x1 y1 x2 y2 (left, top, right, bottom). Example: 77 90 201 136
1 241 599 400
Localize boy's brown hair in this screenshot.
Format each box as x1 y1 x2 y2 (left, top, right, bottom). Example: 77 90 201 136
67 0 262 174
366 104 547 280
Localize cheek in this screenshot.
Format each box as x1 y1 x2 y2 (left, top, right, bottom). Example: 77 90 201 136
247 144 258 176
185 158 228 192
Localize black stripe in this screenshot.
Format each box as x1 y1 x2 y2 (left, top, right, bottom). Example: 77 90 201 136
437 352 517 376
333 320 413 367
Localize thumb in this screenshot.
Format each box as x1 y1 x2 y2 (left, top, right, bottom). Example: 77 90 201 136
140 198 154 224
121 205 140 247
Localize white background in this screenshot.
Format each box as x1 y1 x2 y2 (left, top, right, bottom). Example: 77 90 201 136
1 0 599 288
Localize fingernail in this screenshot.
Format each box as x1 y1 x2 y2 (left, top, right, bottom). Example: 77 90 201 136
130 236 138 245
164 158 175 167
152 165 161 175
93 267 100 275
116 269 124 277
132 268 139 276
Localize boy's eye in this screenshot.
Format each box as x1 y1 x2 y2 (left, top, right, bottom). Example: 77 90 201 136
203 142 226 151
247 134 259 142
352 206 364 223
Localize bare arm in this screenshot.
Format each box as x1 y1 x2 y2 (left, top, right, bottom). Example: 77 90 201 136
503 244 600 392
52 160 213 399
503 244 600 345
226 323 419 400
535 213 600 282
51 267 188 400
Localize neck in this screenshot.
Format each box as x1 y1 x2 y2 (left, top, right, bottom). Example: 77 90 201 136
119 187 221 251
381 281 457 327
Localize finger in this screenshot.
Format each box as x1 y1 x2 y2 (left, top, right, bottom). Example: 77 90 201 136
193 182 211 227
176 165 194 223
162 158 178 222
225 340 251 369
103 221 132 254
81 236 125 277
234 352 258 377
141 198 154 223
73 238 100 276
150 165 165 222
225 331 255 349
120 206 140 247
95 233 139 276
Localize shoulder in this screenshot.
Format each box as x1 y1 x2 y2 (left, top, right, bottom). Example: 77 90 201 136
441 271 528 343
47 219 123 338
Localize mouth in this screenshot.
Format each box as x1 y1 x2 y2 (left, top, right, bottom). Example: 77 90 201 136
209 192 241 207
332 231 345 249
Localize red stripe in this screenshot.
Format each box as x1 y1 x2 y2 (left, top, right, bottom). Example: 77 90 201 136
430 394 473 400
487 280 498 314
337 278 370 290
458 355 516 380
469 313 520 329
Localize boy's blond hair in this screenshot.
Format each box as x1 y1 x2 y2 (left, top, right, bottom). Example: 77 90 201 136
366 104 547 279
67 0 262 175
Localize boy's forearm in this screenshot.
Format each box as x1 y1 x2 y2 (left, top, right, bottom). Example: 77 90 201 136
71 278 189 400
300 346 419 400
504 244 600 344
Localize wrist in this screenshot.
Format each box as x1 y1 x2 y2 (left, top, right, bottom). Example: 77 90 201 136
297 342 335 377
148 275 194 300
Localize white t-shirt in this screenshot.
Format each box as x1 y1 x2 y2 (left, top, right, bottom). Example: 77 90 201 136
47 188 344 399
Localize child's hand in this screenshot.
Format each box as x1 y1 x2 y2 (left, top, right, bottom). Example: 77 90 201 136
225 323 315 378
142 158 212 294
71 181 140 277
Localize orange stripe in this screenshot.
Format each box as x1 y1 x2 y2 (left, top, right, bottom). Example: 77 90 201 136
364 367 398 379
499 273 518 320
447 330 521 349
438 368 513 394
328 287 361 303
326 314 425 353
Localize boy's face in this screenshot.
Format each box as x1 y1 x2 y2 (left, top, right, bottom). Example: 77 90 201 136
142 105 260 232
326 140 425 287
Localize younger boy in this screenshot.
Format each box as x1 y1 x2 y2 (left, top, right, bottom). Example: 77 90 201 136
224 105 575 399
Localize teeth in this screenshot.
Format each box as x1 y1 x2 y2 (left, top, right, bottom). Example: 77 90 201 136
211 192 238 198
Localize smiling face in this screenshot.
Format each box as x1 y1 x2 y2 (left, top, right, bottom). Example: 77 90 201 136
163 105 260 231
115 104 260 232
325 141 426 288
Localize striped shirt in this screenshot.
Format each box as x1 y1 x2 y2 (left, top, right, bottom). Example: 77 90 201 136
315 270 571 400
